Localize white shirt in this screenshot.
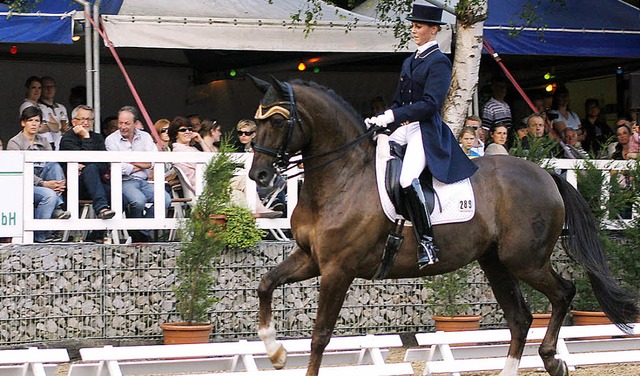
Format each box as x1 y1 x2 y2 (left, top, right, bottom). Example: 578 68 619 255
105 129 157 180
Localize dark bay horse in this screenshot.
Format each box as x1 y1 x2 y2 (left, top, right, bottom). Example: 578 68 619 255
248 77 638 376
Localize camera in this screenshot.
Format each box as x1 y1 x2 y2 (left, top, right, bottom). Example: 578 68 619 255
546 112 559 121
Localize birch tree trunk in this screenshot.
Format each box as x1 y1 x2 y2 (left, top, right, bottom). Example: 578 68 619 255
443 0 488 135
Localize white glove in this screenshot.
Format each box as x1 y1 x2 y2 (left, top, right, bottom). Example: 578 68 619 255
365 109 394 128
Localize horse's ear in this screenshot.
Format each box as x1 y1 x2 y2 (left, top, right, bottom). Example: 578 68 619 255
248 74 271 94
269 75 289 97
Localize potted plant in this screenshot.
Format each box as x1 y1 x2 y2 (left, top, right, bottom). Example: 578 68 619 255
424 264 481 332
160 143 264 344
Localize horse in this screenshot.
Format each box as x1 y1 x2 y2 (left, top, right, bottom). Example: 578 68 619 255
247 77 638 376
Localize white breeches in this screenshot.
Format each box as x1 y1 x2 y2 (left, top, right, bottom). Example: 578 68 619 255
389 121 426 188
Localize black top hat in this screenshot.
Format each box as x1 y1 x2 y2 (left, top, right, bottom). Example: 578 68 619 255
406 4 446 25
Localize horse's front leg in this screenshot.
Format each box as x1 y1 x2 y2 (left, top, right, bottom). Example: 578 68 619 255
306 265 356 376
258 247 319 369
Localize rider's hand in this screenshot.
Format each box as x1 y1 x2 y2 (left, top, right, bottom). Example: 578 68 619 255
365 110 394 129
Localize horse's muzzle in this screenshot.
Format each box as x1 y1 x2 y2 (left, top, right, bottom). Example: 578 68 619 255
249 167 274 188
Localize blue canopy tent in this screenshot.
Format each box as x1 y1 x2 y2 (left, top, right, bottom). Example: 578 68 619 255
0 0 122 44
484 0 640 58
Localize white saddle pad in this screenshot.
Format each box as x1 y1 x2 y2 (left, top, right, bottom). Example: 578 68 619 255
375 134 476 226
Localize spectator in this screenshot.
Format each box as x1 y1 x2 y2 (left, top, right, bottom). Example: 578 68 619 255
464 115 484 156
484 123 509 155
167 116 214 195
39 76 69 150
610 120 638 160
481 76 512 135
561 128 588 159
105 106 171 242
528 114 546 139
199 119 222 152
19 76 42 115
154 118 171 151
187 114 203 133
60 105 115 242
102 116 119 138
236 119 256 152
7 106 70 242
548 87 583 138
458 126 481 159
510 121 531 150
69 85 86 110
581 98 612 155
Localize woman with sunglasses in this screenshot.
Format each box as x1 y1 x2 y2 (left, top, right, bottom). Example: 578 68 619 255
236 119 257 152
168 116 214 194
154 118 171 151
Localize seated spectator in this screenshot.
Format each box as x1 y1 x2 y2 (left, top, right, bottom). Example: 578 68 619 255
463 115 484 156
199 119 222 152
19 76 42 115
561 128 588 159
484 123 509 155
458 126 481 159
236 119 286 212
168 116 215 194
581 98 611 155
527 114 546 139
187 114 203 133
7 106 70 242
548 87 583 141
102 116 119 138
611 120 635 160
60 105 115 243
105 106 171 242
510 121 531 150
154 118 171 151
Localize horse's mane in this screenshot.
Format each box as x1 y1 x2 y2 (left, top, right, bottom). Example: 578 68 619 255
289 79 366 131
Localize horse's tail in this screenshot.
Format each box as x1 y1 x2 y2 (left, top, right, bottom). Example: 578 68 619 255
550 173 639 332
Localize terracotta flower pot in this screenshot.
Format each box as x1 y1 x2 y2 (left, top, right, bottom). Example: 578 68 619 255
433 315 482 332
160 322 213 345
531 313 552 328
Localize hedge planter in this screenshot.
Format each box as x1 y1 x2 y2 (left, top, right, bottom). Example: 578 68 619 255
160 322 213 345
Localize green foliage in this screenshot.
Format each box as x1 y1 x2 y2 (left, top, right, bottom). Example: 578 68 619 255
423 264 473 317
220 205 265 250
509 134 559 168
174 142 263 324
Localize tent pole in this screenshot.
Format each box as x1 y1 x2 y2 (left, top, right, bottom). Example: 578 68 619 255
93 0 101 133
75 0 93 109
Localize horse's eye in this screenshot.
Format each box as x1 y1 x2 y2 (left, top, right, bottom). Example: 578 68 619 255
271 116 286 127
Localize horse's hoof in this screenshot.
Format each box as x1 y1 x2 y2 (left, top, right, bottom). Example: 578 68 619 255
270 343 288 369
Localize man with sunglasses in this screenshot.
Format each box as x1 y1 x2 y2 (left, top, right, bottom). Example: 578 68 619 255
105 106 171 242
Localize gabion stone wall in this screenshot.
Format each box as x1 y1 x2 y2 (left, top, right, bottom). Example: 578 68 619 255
0 242 573 346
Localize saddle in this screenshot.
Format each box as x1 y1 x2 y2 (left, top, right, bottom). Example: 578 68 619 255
385 141 437 218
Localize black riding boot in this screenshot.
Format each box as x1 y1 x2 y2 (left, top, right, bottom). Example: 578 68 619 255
402 178 438 268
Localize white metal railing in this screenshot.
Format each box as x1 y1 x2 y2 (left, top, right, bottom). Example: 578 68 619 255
4 153 636 243
10 151 301 243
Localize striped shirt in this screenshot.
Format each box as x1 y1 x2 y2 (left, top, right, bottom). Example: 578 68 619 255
481 98 512 130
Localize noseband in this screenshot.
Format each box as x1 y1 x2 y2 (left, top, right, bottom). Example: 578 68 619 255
252 82 300 170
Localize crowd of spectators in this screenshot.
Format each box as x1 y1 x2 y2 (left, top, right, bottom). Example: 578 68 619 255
5 74 639 243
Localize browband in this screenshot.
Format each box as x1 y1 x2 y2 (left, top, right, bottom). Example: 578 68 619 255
255 104 291 120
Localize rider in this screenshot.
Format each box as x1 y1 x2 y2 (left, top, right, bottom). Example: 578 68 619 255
366 4 478 268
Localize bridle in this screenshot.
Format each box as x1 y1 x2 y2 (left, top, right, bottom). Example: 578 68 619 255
252 83 300 170
252 82 380 178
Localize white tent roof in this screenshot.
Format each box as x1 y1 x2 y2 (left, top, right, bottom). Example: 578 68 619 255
102 0 412 52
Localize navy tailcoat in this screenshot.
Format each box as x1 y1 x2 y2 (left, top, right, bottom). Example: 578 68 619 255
389 45 478 184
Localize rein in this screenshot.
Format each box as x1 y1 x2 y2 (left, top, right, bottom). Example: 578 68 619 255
253 82 381 179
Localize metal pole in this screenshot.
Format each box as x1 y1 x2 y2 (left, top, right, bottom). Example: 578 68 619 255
93 0 101 133
74 0 93 108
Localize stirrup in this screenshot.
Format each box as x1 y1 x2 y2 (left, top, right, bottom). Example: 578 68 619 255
417 239 438 269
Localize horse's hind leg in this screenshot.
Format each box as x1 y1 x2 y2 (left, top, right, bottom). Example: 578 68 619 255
478 252 532 376
518 266 575 376
258 247 319 369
